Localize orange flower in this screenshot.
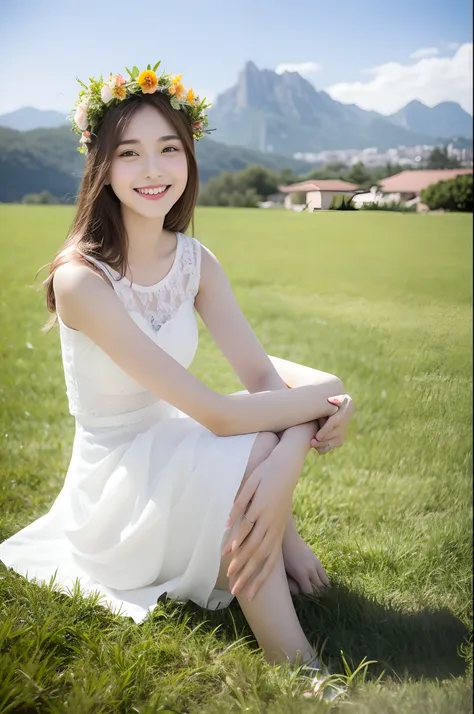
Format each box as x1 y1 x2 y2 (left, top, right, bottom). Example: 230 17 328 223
168 73 185 100
186 88 195 103
137 69 158 94
174 82 185 99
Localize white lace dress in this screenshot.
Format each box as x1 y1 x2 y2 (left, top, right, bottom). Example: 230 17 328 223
0 232 260 623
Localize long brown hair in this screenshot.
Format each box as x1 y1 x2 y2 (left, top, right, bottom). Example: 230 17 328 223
38 92 199 331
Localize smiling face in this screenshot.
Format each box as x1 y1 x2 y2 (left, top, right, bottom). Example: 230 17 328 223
108 104 189 220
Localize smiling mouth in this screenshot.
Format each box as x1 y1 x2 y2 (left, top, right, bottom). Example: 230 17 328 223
134 185 171 197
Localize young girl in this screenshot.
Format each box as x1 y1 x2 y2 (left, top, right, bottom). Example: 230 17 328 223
0 62 354 683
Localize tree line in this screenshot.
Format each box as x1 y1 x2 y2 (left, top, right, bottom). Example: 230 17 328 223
197 147 469 208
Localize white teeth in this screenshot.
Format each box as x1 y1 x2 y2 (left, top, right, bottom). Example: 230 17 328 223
137 187 168 195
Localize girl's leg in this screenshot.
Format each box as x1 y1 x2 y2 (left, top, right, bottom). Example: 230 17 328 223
236 548 314 664
215 432 315 664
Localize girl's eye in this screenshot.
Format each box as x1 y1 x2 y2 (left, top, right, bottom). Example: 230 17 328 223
119 147 178 157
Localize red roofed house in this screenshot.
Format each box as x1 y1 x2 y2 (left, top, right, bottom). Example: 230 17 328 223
378 169 472 203
279 179 360 212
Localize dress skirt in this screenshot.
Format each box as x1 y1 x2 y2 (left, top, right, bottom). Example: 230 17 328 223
0 394 260 623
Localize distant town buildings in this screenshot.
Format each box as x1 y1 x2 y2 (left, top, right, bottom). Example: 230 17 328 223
293 144 473 168
279 169 472 212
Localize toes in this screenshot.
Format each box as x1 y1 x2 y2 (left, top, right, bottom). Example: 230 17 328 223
287 575 301 595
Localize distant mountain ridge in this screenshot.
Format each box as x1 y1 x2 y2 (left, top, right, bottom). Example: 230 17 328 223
0 64 471 155
386 99 472 139
0 106 69 131
207 61 472 155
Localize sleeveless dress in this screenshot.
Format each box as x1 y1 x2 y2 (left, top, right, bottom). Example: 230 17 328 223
0 232 260 623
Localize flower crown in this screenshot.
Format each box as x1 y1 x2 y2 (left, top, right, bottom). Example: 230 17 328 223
71 61 212 153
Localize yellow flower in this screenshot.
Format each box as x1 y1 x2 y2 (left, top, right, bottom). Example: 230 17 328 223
112 85 127 100
167 73 185 99
137 69 158 94
174 82 185 99
186 88 195 103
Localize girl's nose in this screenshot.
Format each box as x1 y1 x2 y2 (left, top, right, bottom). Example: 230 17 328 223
144 156 164 179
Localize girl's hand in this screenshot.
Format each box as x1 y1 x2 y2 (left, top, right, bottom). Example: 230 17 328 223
310 394 354 454
312 416 330 454
222 453 298 601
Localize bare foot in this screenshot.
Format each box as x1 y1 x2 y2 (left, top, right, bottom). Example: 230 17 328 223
287 573 302 596
282 530 330 595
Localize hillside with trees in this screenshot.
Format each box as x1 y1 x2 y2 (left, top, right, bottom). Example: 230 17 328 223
0 126 313 203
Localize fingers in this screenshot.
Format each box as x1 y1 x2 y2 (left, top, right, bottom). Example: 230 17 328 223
311 435 343 452
315 395 349 441
226 476 260 530
226 524 267 577
311 440 332 454
315 416 340 443
231 532 273 597
222 515 254 556
241 547 280 601
319 443 333 454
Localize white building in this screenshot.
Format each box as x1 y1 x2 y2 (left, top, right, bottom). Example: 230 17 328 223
279 179 361 211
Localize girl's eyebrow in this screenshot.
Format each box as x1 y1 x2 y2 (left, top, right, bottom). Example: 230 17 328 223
117 134 181 147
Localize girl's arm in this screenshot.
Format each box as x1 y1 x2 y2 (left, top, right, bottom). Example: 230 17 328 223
194 244 344 436
53 261 337 437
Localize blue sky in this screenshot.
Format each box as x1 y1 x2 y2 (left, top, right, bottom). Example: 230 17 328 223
1 0 472 116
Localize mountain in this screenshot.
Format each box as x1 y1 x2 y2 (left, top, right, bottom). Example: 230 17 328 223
386 100 473 139
0 106 70 131
0 125 313 203
207 61 472 155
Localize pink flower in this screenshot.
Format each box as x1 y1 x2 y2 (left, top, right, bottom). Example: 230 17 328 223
109 73 126 88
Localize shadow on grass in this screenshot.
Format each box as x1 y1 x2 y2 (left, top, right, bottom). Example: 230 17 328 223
1 564 469 686
158 581 471 683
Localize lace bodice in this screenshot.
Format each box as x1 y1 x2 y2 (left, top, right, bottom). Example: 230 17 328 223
57 232 202 428
85 232 200 333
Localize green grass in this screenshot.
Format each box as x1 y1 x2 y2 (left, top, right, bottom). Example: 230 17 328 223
0 205 472 713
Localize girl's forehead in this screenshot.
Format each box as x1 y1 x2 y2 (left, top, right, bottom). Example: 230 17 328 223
125 105 174 134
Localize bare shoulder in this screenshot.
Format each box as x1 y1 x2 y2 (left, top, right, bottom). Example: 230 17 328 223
54 257 112 296
196 242 228 295
53 258 115 330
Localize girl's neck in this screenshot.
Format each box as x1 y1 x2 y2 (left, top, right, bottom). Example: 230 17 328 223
121 207 170 266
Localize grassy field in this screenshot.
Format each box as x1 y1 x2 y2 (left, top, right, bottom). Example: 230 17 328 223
0 205 472 713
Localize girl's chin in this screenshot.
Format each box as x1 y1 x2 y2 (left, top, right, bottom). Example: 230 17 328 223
122 194 176 217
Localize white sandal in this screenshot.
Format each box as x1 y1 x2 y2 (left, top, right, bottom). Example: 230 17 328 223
301 656 347 702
